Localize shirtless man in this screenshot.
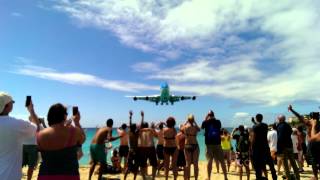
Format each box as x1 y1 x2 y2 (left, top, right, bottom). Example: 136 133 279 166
138 111 157 180
117 123 129 169
124 111 139 180
289 105 320 180
88 119 120 180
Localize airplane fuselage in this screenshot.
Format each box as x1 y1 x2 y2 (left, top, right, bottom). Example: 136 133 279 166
160 86 170 103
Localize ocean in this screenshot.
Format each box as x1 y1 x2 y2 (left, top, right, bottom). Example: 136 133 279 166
79 128 235 165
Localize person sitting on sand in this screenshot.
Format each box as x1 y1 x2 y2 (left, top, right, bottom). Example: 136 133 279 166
124 110 139 180
37 103 86 180
181 114 200 180
202 110 228 180
117 123 129 169
163 117 178 180
111 149 121 172
0 92 40 180
137 111 158 180
89 118 120 180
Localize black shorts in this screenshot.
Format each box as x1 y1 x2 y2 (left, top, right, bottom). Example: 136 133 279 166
156 144 164 160
138 147 158 167
177 149 186 167
119 145 129 158
127 149 138 172
163 147 177 156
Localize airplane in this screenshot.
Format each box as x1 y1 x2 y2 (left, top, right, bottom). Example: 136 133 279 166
127 83 196 105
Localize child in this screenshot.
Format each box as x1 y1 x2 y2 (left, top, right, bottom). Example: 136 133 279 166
111 149 121 172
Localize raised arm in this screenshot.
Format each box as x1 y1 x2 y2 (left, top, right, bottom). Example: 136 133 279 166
140 110 144 126
72 111 86 145
27 101 40 131
288 105 308 124
194 120 200 131
129 110 133 126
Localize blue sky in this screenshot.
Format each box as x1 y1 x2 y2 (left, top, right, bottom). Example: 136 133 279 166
1 0 320 127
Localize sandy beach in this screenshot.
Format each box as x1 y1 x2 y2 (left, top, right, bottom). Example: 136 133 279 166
22 161 314 180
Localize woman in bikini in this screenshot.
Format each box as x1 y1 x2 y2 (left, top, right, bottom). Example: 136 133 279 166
163 117 178 180
181 114 200 180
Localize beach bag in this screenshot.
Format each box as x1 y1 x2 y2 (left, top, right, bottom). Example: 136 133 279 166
207 123 220 143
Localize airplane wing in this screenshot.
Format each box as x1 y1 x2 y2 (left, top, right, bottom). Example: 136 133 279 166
126 95 161 102
170 95 196 102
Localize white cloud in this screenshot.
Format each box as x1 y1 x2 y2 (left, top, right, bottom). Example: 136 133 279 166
11 12 22 17
232 112 252 127
50 0 320 106
131 61 160 73
15 65 158 92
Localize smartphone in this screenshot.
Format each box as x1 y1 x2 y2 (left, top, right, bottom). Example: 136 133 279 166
25 96 31 107
73 106 79 115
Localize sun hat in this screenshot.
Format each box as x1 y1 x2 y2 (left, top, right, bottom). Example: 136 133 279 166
0 92 14 113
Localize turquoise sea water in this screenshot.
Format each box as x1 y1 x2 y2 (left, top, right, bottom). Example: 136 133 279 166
79 128 235 165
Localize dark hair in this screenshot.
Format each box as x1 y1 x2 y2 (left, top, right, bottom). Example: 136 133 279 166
106 119 113 127
238 125 245 132
47 103 67 126
297 125 303 132
113 149 118 156
159 123 164 130
256 114 263 122
121 123 127 130
142 122 149 128
166 117 176 128
272 123 277 130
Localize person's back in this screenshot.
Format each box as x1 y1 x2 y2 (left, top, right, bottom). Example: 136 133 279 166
267 128 277 152
277 121 293 153
37 103 85 180
252 122 269 153
0 92 39 180
0 116 37 180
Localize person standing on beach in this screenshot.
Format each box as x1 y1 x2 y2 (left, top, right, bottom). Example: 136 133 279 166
0 92 40 180
37 103 86 180
89 118 120 180
289 105 320 180
163 117 179 180
201 110 228 180
117 123 129 169
155 122 165 173
137 111 158 180
232 125 250 180
276 114 300 180
124 111 139 180
221 129 232 172
176 124 186 176
267 123 278 162
22 117 46 180
182 114 200 180
251 114 277 180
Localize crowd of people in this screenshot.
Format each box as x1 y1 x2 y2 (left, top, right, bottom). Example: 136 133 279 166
1 91 320 180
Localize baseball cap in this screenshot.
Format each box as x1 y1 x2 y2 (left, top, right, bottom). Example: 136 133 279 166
0 92 14 113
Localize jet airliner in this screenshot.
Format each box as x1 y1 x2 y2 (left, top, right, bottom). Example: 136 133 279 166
128 83 196 105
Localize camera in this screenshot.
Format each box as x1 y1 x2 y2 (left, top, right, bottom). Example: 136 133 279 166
309 112 319 121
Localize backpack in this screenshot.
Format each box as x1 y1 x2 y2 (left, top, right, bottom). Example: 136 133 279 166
237 132 249 153
207 123 220 143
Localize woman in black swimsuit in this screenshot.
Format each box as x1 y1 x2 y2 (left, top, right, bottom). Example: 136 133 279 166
163 117 178 180
181 114 200 180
